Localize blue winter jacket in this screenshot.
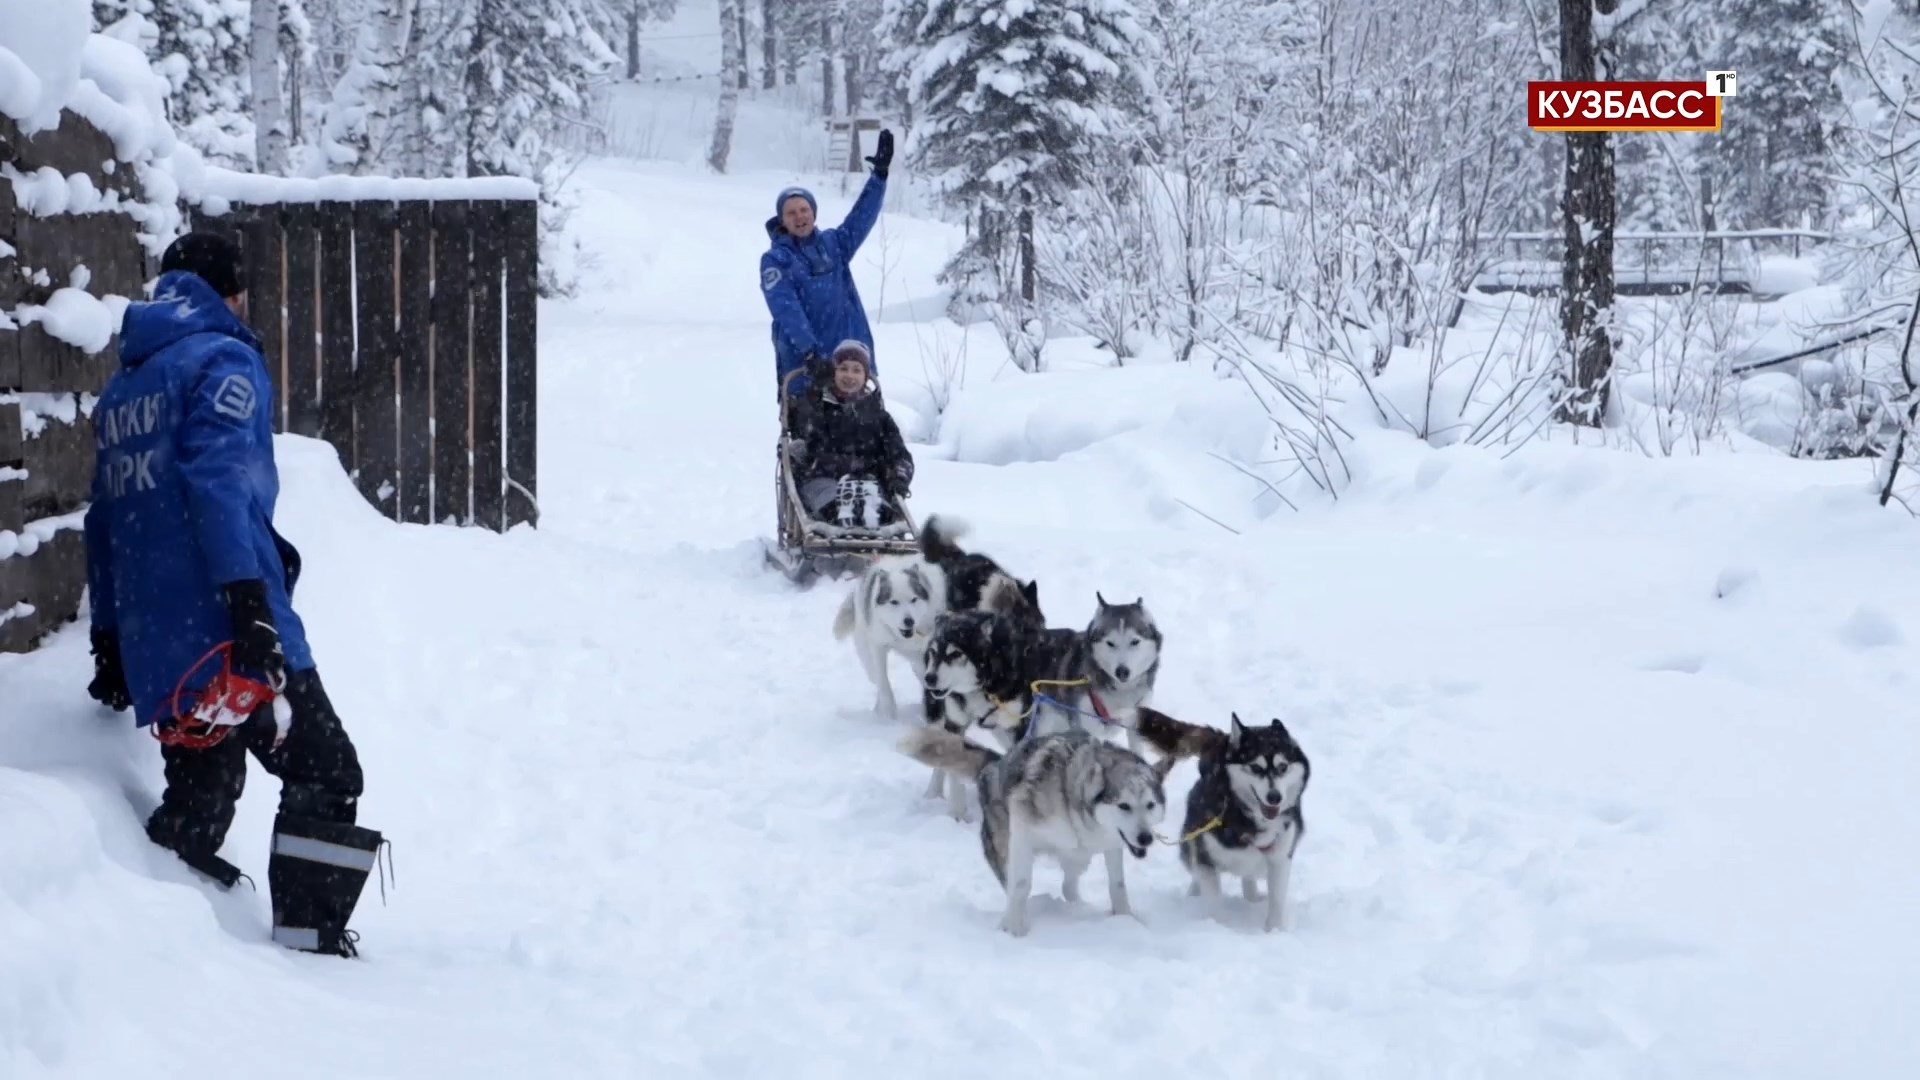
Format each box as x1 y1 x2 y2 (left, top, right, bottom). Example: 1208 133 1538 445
760 173 887 395
83 270 313 726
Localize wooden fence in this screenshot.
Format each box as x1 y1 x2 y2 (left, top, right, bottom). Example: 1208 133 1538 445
2 106 540 654
187 198 539 530
0 109 151 652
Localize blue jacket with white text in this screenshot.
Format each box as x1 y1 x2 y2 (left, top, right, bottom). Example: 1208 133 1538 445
83 270 313 726
760 173 887 395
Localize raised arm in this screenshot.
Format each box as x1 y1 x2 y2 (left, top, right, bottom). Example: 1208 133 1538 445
830 171 888 259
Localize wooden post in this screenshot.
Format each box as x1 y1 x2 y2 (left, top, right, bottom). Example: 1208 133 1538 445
351 201 399 516
430 200 473 525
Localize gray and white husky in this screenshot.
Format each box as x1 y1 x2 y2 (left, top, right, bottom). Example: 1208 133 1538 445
1132 707 1310 932
833 554 948 718
1021 591 1163 752
898 727 1174 937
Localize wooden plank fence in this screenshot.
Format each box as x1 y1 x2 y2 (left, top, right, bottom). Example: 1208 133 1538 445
3 105 540 654
187 196 539 530
0 109 150 653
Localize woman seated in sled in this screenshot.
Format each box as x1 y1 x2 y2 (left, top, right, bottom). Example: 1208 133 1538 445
788 340 914 533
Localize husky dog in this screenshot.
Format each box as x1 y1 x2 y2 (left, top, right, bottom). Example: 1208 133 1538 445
1021 592 1163 752
833 554 948 718
1133 708 1310 932
917 514 1037 621
917 606 1041 821
899 727 1174 937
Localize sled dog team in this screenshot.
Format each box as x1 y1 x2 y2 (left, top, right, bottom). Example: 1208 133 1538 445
831 515 1312 938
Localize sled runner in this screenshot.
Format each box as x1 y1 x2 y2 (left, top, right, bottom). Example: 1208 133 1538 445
764 368 919 586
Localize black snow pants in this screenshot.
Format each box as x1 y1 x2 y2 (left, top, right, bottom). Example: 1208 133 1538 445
145 666 382 956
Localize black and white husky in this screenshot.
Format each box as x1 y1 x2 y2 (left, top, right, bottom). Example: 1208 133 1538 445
898 727 1174 937
1132 708 1310 932
917 606 1040 821
832 554 948 718
916 514 1035 621
1020 591 1162 751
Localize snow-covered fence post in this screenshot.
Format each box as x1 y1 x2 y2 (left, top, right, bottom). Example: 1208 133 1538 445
182 178 541 533
0 109 158 653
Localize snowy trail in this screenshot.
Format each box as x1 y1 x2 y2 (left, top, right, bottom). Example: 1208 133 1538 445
6 159 1920 1078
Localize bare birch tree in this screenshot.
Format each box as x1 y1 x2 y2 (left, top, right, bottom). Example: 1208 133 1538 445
708 0 744 171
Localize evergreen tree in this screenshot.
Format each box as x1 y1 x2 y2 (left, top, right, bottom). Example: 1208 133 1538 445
1709 0 1848 229
880 0 1153 315
94 0 253 168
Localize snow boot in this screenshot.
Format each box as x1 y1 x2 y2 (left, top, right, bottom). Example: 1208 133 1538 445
834 475 883 532
268 812 383 958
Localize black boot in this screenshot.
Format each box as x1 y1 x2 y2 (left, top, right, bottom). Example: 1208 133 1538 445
268 812 383 958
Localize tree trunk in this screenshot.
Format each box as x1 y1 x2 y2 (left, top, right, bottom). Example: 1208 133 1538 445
1018 202 1037 303
709 0 744 172
250 0 288 173
843 50 860 115
735 0 751 88
627 2 640 79
762 0 777 89
821 21 834 115
1555 0 1616 427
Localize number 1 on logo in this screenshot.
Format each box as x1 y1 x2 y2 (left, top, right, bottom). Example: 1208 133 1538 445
1706 70 1737 97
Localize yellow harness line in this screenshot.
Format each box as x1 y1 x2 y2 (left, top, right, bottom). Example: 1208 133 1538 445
1158 815 1223 845
983 677 1093 721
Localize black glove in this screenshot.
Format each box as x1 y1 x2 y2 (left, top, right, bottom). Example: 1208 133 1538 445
222 579 285 689
887 465 912 501
867 129 893 178
87 628 132 711
804 351 833 388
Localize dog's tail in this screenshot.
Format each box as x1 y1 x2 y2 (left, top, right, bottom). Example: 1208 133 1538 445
917 513 973 564
832 590 856 640
897 726 999 779
1133 706 1226 763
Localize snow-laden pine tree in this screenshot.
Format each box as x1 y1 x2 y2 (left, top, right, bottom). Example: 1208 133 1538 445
880 0 1153 364
315 0 411 174
1709 0 1848 229
93 0 254 168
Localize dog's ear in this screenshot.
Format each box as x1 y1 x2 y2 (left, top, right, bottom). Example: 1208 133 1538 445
1150 751 1178 783
1023 578 1039 606
1096 590 1108 608
1229 713 1247 747
1132 596 1142 607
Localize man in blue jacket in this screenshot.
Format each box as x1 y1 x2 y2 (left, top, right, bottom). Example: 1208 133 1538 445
761 128 894 397
83 232 382 958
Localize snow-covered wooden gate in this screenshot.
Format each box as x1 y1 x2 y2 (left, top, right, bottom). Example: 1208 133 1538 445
2 109 542 654
185 188 541 535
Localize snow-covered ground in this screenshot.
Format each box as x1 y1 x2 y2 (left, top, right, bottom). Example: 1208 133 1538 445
6 151 1920 1079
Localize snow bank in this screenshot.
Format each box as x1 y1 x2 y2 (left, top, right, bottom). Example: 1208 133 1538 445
933 363 1269 468
0 0 89 131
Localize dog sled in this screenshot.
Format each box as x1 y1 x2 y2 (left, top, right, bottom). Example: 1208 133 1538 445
763 368 919 586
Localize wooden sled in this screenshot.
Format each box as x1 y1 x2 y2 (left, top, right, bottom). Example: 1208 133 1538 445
764 368 919 586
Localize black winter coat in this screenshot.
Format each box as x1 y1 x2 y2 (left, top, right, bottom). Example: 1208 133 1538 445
790 387 915 493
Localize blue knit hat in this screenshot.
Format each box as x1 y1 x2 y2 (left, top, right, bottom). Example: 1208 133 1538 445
775 186 817 217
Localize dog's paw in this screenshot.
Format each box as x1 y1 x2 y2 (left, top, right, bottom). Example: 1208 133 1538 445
1263 907 1288 933
999 913 1031 937
947 801 974 824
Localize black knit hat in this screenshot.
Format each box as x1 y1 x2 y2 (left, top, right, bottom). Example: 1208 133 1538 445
159 232 247 298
